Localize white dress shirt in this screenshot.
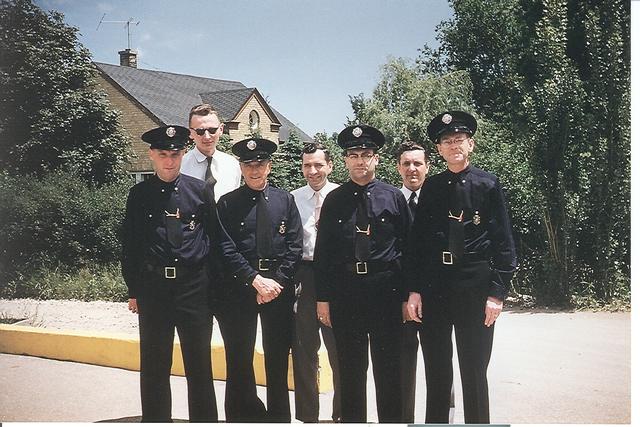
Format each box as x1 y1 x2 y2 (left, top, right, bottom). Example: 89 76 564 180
181 147 242 201
400 185 421 204
291 181 339 261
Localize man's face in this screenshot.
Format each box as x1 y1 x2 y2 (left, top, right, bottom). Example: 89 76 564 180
240 160 272 191
397 149 429 191
344 148 378 185
302 150 333 191
149 148 185 182
189 113 223 157
436 132 475 170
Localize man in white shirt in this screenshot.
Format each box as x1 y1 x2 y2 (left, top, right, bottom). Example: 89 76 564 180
181 103 242 201
397 141 455 423
290 142 341 423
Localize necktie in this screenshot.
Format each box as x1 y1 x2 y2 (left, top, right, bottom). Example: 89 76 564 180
408 191 417 221
448 176 465 260
314 192 322 230
205 156 217 201
355 189 370 262
256 190 272 258
165 187 183 248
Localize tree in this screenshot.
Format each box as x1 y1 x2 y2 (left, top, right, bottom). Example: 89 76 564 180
419 0 630 305
0 0 130 184
269 131 305 192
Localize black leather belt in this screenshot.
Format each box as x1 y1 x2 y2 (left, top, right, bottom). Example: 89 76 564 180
441 251 488 265
250 258 281 272
343 261 393 275
145 262 203 280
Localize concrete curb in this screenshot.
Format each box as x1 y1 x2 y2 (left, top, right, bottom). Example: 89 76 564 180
0 324 334 392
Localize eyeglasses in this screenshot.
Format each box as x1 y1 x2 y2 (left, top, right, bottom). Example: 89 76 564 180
346 153 375 161
439 137 470 146
190 127 219 136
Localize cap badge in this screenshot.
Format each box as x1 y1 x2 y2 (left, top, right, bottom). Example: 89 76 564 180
247 140 257 150
352 126 363 138
442 114 452 124
166 126 176 137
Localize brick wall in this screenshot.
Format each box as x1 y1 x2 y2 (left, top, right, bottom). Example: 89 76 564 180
228 95 281 145
95 73 160 173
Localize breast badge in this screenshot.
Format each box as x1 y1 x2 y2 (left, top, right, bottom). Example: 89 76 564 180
473 211 481 225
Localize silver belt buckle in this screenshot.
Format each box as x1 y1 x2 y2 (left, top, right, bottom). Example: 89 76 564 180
164 266 177 279
355 262 368 274
258 259 270 271
442 252 454 265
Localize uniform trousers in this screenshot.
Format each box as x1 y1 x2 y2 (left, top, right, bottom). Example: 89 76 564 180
137 267 216 423
420 284 494 424
217 281 295 422
292 262 341 422
329 269 403 423
401 320 456 423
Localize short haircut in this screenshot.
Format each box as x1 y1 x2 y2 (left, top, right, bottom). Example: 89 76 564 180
302 142 332 163
396 141 428 163
188 103 220 125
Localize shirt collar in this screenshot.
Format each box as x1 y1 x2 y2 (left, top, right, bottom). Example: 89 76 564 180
194 147 219 162
303 181 335 200
401 185 420 199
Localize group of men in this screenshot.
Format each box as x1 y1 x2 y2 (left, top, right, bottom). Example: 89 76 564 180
121 104 517 423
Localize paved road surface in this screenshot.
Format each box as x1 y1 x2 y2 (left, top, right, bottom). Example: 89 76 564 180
0 310 631 423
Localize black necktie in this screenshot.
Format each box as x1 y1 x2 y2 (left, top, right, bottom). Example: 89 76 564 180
408 191 417 221
256 190 272 258
165 187 183 248
355 188 370 262
205 156 217 201
448 176 465 260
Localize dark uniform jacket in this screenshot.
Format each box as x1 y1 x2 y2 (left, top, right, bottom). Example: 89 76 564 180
315 178 412 302
406 165 517 300
216 183 303 296
121 173 256 298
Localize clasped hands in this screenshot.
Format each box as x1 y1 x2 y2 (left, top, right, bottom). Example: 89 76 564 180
252 274 283 304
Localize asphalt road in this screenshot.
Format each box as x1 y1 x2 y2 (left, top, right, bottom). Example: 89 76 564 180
0 310 631 424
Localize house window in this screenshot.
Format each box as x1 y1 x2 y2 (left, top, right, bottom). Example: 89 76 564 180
249 110 260 132
132 172 154 183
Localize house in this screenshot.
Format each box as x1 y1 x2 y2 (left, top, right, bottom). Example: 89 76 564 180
94 49 312 181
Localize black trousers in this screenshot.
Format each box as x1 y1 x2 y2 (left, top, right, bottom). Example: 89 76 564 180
420 285 494 424
217 284 294 422
137 267 217 423
292 263 341 422
401 320 456 423
329 270 403 423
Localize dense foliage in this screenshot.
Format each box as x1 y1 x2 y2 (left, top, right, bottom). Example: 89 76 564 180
0 0 131 184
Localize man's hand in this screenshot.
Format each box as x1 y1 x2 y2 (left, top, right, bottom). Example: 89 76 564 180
128 298 138 314
407 292 422 323
401 302 412 322
484 296 503 327
251 274 283 299
317 302 331 327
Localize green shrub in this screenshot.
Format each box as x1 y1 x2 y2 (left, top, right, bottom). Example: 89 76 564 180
0 170 131 285
1 263 127 301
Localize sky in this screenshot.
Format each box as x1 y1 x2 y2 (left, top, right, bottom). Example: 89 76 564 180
35 0 453 137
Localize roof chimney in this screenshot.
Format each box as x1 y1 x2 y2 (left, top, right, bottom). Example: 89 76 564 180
118 49 138 68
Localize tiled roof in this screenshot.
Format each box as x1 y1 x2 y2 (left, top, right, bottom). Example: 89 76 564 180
94 62 311 141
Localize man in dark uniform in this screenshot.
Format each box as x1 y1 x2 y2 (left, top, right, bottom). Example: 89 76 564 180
315 125 411 422
406 111 517 424
121 125 263 422
216 137 303 422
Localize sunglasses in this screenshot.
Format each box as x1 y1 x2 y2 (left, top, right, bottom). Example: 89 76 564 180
190 127 219 136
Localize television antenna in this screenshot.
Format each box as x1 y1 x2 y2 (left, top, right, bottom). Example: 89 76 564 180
96 14 140 50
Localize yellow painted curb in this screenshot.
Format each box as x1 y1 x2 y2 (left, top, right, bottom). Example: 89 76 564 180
0 324 334 392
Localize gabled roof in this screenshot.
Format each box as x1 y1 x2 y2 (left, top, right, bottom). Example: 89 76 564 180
199 88 280 125
94 62 311 141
